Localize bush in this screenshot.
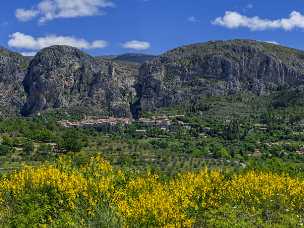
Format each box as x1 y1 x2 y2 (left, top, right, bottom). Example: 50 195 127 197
214 147 230 159
31 129 55 142
2 135 15 147
1 157 304 227
35 144 53 159
23 141 34 156
150 139 169 149
211 143 231 159
0 144 11 156
60 129 86 153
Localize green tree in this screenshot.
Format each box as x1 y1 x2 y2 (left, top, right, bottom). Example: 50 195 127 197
223 119 240 140
0 144 11 156
23 141 34 156
211 143 231 159
2 135 14 147
37 144 52 156
61 129 85 153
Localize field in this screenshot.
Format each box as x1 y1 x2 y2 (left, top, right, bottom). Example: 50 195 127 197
0 93 304 227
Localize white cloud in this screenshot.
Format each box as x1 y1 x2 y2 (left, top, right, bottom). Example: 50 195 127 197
15 9 39 22
91 40 108 48
265 41 279 45
21 52 37 56
122 40 151 50
188 16 199 23
8 32 108 51
213 11 304 31
16 0 114 23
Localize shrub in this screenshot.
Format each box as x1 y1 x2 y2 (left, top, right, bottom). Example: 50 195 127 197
60 129 85 153
23 141 34 156
1 156 303 227
0 144 11 156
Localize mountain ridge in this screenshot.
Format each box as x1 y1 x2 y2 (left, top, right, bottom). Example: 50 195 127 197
135 39 304 113
0 39 304 118
0 47 29 116
21 45 138 117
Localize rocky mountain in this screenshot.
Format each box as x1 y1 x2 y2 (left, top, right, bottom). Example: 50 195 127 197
0 47 29 116
22 46 138 117
1 39 304 118
136 40 304 112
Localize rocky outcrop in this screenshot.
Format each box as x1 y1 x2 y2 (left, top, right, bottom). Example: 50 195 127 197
22 45 139 117
0 48 29 116
2 39 304 118
136 40 304 112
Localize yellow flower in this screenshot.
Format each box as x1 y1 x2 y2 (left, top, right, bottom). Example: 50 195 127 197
1 155 303 227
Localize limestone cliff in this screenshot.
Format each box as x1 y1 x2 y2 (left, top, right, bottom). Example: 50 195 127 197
22 45 138 117
136 40 304 112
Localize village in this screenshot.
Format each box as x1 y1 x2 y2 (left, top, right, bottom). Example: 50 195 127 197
58 115 190 132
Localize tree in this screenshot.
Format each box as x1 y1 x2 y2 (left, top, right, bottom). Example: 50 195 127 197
37 144 52 157
2 135 14 147
23 141 34 156
223 119 240 140
213 144 230 159
0 144 11 156
130 96 142 120
61 129 85 153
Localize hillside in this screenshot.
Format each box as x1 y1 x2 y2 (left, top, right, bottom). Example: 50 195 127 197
0 47 29 116
136 40 304 112
21 46 139 117
1 40 304 117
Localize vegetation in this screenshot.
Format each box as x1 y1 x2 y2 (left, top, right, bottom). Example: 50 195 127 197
1 156 303 227
0 93 304 226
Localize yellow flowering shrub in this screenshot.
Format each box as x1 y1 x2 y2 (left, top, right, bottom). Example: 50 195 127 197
1 165 88 208
113 173 193 227
0 156 303 227
224 171 304 211
0 156 116 225
169 168 224 210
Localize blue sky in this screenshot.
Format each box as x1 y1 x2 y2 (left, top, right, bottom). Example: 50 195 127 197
1 0 304 56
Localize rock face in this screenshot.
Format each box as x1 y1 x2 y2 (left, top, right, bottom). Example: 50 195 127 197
136 40 304 112
22 46 138 117
3 39 304 118
0 48 29 116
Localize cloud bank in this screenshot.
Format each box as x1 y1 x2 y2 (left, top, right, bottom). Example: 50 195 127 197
8 32 108 51
122 40 151 50
16 0 114 23
213 11 304 31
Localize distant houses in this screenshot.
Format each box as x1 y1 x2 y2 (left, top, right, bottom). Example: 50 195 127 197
59 117 131 131
58 115 189 132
